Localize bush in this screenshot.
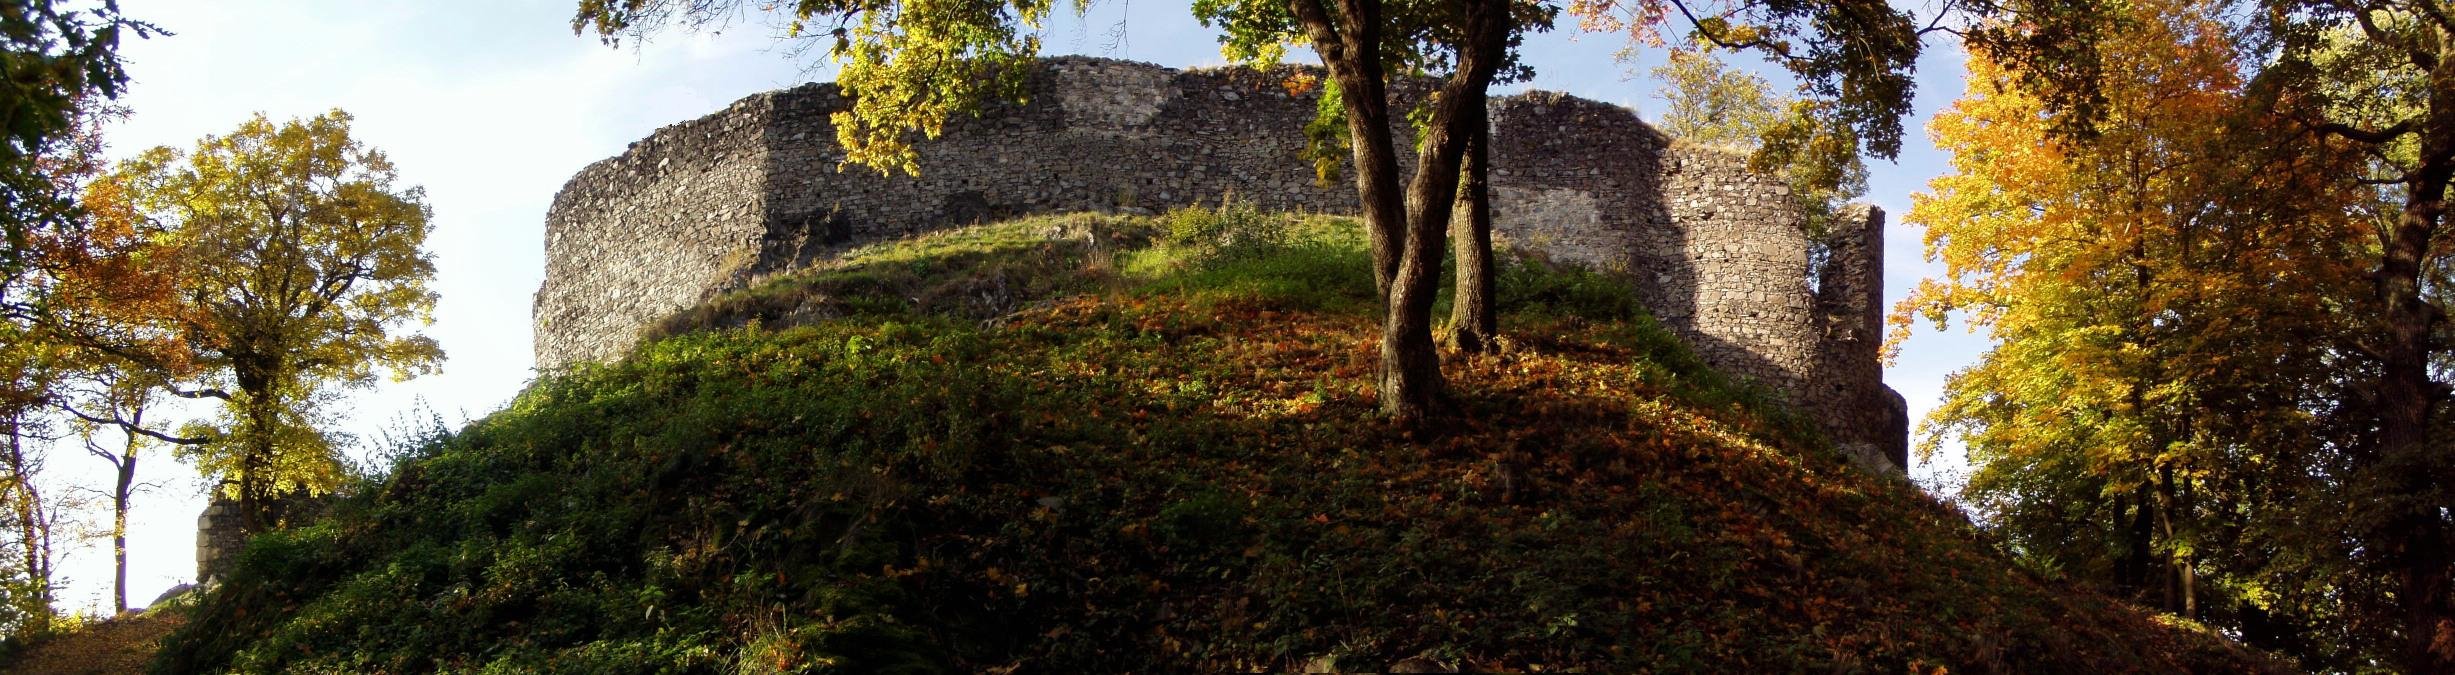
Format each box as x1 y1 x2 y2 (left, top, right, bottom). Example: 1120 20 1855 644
1160 195 1289 261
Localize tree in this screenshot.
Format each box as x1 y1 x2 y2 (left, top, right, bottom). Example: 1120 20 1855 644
1207 0 1530 419
2 0 152 320
96 110 442 534
0 2 157 629
1959 0 2455 666
0 340 62 637
1899 0 2392 664
1570 0 1923 175
60 367 171 615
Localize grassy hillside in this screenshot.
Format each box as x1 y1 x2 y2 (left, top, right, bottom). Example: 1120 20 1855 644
153 208 2281 673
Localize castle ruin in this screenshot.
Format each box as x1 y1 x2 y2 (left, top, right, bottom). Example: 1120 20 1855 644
530 57 1909 471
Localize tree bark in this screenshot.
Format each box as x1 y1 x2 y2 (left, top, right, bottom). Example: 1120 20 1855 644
2376 52 2455 668
1446 102 1498 353
2381 173 2452 671
111 422 136 615
1380 0 1508 421
1289 0 1509 423
1288 0 1405 296
238 397 274 535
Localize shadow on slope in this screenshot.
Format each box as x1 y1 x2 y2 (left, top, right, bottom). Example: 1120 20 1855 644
153 212 2279 673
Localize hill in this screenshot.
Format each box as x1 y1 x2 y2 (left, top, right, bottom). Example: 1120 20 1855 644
149 208 2280 672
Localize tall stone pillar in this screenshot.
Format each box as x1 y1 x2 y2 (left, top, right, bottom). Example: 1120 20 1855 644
1815 205 1909 472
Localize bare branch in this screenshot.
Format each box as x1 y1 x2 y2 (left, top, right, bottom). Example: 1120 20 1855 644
55 406 212 446
2309 118 2416 145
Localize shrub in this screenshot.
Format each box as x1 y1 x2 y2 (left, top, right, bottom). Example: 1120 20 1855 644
1160 195 1288 261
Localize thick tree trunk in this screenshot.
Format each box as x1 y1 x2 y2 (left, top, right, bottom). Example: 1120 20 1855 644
1289 0 1405 296
238 398 274 535
2380 58 2453 664
1379 0 1508 422
1290 0 1508 423
1446 103 1498 353
2381 182 2451 671
232 354 283 535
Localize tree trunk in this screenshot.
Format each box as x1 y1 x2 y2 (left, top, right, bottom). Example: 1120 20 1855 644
1446 102 1498 352
1290 0 1508 423
2381 181 2451 671
3 417 49 635
2123 485 2155 601
2380 56 2454 664
111 430 135 615
1380 0 1508 422
238 397 274 535
1288 0 1405 296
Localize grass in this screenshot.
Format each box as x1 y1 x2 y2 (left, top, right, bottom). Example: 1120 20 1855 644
151 209 2282 673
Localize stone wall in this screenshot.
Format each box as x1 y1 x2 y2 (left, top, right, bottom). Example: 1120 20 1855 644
531 56 1908 471
194 495 244 584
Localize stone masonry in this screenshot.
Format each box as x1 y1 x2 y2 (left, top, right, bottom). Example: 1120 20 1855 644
194 494 244 584
530 57 1910 471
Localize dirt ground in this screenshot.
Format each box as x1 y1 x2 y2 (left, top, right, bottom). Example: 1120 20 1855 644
2 612 185 674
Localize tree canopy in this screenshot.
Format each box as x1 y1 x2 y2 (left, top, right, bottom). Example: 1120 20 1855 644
91 110 442 531
1903 0 2455 665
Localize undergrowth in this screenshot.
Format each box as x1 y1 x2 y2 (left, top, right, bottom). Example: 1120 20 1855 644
153 209 2281 673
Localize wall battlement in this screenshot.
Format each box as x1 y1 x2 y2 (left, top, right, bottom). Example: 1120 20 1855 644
532 56 1908 471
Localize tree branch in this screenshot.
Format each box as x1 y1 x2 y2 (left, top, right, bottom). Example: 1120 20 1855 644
167 386 232 401
55 406 212 446
2309 118 2416 145
1665 0 1813 66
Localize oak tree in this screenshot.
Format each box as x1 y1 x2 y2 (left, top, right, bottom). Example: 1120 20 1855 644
97 111 442 533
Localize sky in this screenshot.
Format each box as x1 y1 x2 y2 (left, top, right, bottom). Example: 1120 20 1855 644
38 0 1987 616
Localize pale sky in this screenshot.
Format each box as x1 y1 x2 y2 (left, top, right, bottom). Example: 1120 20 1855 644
38 0 1983 616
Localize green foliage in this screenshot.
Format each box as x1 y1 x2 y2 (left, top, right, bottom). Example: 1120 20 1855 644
576 0 1067 176
160 212 2282 673
1300 77 1348 186
1650 48 1782 148
96 110 442 522
1159 197 1291 260
1649 45 1866 243
1572 0 1920 162
0 0 151 289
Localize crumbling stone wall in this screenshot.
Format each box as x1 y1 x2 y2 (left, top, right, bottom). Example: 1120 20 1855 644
194 495 244 584
531 56 1908 471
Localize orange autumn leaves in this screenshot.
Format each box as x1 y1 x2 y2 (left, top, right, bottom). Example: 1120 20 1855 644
1893 0 2375 632
1895 0 2366 465
35 165 198 378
